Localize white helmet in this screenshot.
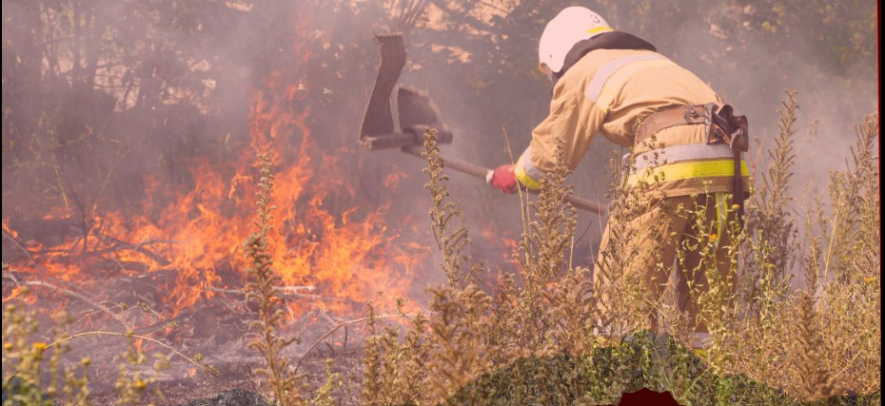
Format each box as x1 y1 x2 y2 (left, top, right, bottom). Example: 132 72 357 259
538 7 612 74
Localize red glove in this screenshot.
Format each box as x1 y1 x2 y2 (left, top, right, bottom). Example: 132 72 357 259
487 164 518 194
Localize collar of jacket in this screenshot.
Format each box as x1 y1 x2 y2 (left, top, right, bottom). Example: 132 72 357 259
552 32 657 86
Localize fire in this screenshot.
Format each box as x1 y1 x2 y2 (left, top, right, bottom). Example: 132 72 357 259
2 287 24 303
383 168 409 190
2 16 429 322
2 218 17 240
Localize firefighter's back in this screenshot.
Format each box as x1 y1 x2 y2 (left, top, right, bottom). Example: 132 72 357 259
561 48 746 197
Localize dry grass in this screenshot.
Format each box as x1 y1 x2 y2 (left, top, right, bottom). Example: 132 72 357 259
245 153 342 406
1 293 211 406
1 95 879 406
358 96 880 405
243 153 305 406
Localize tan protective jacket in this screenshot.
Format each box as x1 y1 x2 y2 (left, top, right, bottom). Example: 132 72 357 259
515 48 749 197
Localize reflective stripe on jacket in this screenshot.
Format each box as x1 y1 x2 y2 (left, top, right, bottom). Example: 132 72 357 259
515 47 748 197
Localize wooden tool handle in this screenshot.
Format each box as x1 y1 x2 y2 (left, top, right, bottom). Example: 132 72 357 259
402 146 489 179
401 146 605 215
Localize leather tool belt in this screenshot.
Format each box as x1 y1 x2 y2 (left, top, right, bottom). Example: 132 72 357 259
636 103 750 225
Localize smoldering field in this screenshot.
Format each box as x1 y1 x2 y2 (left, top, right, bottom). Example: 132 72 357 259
1 0 879 405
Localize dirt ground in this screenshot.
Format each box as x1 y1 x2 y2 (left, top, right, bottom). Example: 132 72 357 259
84 345 365 406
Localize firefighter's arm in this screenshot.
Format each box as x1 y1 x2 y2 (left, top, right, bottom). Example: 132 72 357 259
514 86 606 190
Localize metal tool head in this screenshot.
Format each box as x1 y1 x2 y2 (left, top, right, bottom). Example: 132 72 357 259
359 34 452 150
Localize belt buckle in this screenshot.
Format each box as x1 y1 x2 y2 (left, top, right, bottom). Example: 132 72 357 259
703 103 720 145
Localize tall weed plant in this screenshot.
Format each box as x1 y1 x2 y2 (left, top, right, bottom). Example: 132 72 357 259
359 95 880 405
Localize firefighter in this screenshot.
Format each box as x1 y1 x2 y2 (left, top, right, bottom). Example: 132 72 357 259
487 7 749 337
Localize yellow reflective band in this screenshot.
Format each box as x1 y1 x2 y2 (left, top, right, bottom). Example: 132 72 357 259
588 26 614 35
514 164 543 190
625 159 749 187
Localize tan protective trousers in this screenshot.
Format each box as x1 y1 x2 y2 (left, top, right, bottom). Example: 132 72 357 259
594 193 737 334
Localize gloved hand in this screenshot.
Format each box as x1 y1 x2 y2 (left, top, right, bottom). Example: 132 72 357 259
486 164 518 194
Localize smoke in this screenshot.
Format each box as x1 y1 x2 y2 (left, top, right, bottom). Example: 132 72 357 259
1 0 878 290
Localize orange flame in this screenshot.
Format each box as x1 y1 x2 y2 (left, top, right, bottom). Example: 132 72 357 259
3 16 430 321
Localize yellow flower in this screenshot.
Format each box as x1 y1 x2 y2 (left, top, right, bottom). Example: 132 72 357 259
32 342 48 352
865 276 877 284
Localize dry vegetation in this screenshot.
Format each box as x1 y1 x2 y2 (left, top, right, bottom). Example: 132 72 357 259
241 92 879 406
2 96 880 405
1 0 879 404
2 295 215 406
350 95 879 406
